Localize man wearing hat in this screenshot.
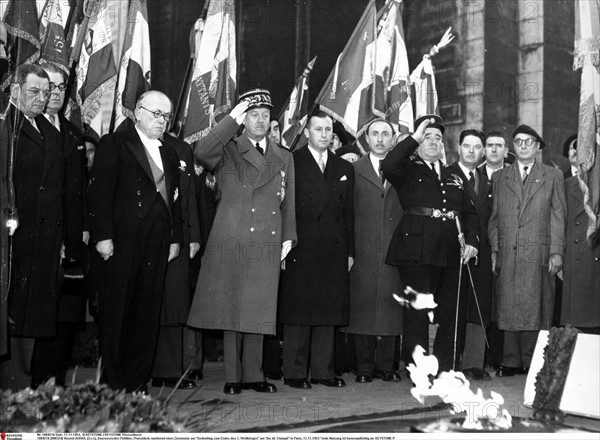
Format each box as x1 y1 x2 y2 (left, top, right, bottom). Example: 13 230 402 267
488 124 566 377
187 89 296 395
381 115 479 373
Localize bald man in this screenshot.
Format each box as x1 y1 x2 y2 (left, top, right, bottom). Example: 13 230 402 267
88 91 183 392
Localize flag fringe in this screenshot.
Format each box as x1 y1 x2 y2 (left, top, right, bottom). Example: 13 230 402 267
577 175 600 242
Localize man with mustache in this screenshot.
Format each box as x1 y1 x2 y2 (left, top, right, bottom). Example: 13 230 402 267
0 64 64 390
187 89 296 395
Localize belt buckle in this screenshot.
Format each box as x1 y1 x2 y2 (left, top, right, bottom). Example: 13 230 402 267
431 208 442 218
447 211 456 220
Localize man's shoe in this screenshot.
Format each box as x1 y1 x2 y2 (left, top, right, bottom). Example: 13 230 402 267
151 377 197 389
355 374 373 383
241 381 277 393
496 365 525 377
310 377 346 387
373 371 399 382
284 378 311 389
265 371 284 381
186 369 204 381
223 382 242 394
462 368 491 381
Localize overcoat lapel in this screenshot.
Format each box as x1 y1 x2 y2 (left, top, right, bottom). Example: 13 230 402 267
125 129 154 185
520 163 545 216
58 114 78 157
504 163 523 202
159 137 175 197
254 138 285 189
475 168 491 210
236 135 264 179
356 154 384 191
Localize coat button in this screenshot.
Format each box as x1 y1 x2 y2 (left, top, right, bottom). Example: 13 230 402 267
250 227 255 232
442 190 446 194
251 208 256 212
39 186 44 192
138 202 142 207
137 190 141 195
442 199 447 203
575 221 581 226
272 231 276 235
595 257 599 262
272 211 276 215
574 239 579 244
513 245 517 250
380 194 384 198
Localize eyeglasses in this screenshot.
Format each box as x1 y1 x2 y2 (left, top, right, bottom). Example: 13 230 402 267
138 106 173 122
514 138 537 147
49 82 67 91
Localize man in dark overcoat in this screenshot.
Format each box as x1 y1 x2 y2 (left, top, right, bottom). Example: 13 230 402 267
28 63 89 387
381 116 479 373
187 90 297 395
151 139 201 389
560 175 600 333
448 129 493 380
341 119 403 383
279 111 355 389
488 125 566 377
88 90 182 392
0 64 64 390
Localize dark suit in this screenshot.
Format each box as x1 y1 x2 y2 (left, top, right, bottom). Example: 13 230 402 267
448 163 493 370
88 127 182 392
279 146 355 380
30 113 89 387
0 104 64 390
381 137 479 372
152 140 201 379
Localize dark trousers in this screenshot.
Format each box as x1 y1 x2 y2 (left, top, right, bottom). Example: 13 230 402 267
502 330 538 368
283 325 335 380
183 326 203 371
223 331 264 383
30 323 76 387
0 336 34 390
398 264 466 372
152 325 184 378
263 325 282 375
334 331 357 374
354 334 396 375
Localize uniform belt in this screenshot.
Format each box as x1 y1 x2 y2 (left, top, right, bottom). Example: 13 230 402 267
407 207 458 220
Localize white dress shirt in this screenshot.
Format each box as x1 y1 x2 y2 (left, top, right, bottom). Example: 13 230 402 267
308 145 328 169
135 127 164 171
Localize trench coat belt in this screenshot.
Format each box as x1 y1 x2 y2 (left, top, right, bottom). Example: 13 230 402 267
406 207 458 220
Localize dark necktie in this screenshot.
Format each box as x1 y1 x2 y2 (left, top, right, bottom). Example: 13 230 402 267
522 165 529 183
469 171 478 194
378 159 386 187
256 142 264 156
429 161 438 179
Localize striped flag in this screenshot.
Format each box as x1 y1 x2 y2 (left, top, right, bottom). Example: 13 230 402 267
38 0 69 73
373 0 413 134
1 0 40 89
113 0 152 131
182 0 237 144
315 0 377 139
279 56 316 147
574 0 600 242
75 0 117 132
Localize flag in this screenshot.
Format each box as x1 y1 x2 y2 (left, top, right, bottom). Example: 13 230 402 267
113 0 152 131
182 0 237 144
410 57 439 120
574 0 600 242
315 0 377 139
279 56 316 147
39 0 69 74
1 0 40 89
75 0 117 132
373 0 413 134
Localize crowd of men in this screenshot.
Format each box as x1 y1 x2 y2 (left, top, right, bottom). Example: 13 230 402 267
1 56 599 394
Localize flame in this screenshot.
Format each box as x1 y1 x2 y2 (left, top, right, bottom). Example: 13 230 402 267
407 345 512 429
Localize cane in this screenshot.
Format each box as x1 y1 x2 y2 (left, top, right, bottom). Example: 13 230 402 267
454 216 465 371
465 263 491 349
